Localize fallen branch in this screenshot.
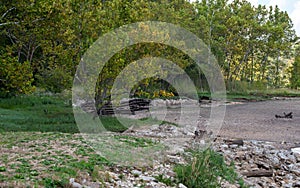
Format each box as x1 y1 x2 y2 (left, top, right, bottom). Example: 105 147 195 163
1 7 16 19
241 170 273 177
275 112 293 119
224 139 244 146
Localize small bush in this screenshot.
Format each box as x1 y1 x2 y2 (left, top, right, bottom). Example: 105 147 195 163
0 53 35 97
36 66 72 93
174 149 245 188
42 178 68 188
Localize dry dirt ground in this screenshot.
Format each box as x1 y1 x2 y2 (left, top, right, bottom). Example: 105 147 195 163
218 98 300 143
147 98 300 143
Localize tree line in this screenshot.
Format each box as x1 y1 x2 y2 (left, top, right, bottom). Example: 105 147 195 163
0 0 299 98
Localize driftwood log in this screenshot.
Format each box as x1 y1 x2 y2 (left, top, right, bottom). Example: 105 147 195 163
275 112 293 119
193 130 208 139
95 98 151 117
128 98 151 115
224 139 244 146
241 170 273 177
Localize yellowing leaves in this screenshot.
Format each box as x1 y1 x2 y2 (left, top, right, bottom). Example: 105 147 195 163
0 53 35 97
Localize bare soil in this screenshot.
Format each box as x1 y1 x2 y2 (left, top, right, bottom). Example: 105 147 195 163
148 98 300 143
218 98 300 143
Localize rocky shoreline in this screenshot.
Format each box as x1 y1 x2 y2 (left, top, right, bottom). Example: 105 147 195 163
68 124 300 188
70 98 300 187
213 138 300 188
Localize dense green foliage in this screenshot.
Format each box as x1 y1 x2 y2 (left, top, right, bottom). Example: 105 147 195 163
290 47 300 89
0 53 35 97
0 0 299 98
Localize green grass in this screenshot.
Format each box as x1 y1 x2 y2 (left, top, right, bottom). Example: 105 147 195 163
0 131 113 187
155 174 175 186
174 149 248 188
198 88 300 102
99 116 174 132
225 89 300 101
198 91 266 102
0 95 78 133
0 131 165 187
248 88 300 97
113 135 158 147
0 94 178 133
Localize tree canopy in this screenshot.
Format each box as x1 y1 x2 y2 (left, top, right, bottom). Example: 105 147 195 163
0 0 299 98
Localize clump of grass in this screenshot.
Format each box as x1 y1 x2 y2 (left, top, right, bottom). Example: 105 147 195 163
42 178 69 188
99 116 178 133
99 116 128 132
174 149 247 188
154 174 175 186
113 135 156 147
139 117 178 126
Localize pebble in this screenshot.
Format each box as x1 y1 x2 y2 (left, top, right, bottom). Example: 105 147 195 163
140 176 156 182
131 170 142 176
69 178 83 188
293 181 300 187
292 147 300 155
178 183 188 188
229 144 238 149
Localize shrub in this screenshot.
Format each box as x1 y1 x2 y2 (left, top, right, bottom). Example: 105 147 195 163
36 66 72 93
0 53 35 97
174 149 245 188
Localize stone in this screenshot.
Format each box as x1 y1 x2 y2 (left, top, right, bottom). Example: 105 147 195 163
278 152 289 160
166 171 176 177
167 155 181 164
178 183 188 188
108 172 119 181
291 147 300 155
291 169 300 176
264 144 275 150
268 155 280 166
282 183 294 188
285 174 295 181
140 176 156 182
240 146 248 151
131 170 142 176
276 171 286 176
229 144 238 149
150 124 159 131
295 154 300 163
69 178 83 188
221 144 228 149
293 181 300 187
255 161 270 170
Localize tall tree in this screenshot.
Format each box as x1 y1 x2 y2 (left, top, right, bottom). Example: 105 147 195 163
290 46 300 89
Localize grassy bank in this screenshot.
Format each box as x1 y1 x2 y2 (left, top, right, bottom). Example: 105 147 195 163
0 132 111 187
0 94 253 187
0 94 169 133
0 95 77 133
198 88 300 102
0 94 165 186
